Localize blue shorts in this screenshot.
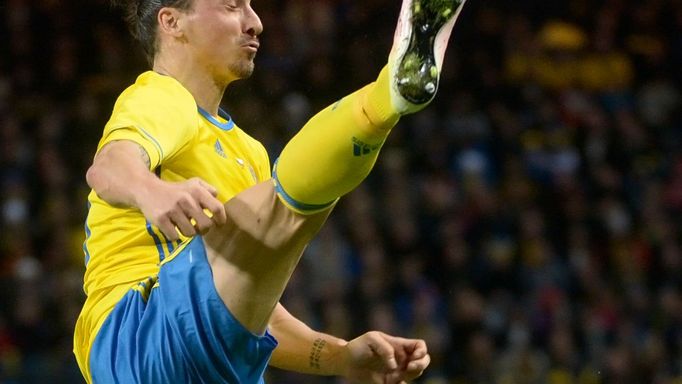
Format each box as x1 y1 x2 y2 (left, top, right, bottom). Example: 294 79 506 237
89 237 278 384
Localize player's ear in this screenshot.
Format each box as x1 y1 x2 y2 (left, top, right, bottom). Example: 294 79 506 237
157 7 185 38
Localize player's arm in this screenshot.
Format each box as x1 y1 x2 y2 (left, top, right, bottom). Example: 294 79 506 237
268 303 430 382
86 139 227 240
268 302 347 376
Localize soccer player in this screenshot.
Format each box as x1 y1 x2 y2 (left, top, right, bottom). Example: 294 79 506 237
74 0 467 382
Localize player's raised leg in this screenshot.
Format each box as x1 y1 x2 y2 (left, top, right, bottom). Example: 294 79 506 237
390 0 468 111
274 0 468 207
203 0 469 336
203 180 331 334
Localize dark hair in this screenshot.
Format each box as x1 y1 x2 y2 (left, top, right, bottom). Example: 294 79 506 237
111 0 192 64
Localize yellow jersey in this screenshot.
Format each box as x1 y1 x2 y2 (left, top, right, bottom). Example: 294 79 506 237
74 71 270 377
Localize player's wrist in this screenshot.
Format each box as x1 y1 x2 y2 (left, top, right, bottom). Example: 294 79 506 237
315 336 350 377
131 172 165 209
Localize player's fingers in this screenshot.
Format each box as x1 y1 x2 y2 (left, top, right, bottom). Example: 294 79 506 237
382 335 427 365
197 190 227 226
210 202 227 226
192 211 214 234
178 195 214 233
404 353 430 380
366 332 398 371
156 217 179 241
380 336 429 382
169 210 196 237
395 336 428 361
384 370 409 384
407 339 428 359
193 177 219 197
393 341 408 369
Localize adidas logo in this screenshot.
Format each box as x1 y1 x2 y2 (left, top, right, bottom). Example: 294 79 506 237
214 139 227 158
352 137 382 157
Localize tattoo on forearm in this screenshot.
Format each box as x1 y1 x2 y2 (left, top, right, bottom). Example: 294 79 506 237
309 338 326 370
137 144 151 169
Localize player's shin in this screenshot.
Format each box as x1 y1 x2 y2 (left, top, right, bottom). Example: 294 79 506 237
274 67 399 213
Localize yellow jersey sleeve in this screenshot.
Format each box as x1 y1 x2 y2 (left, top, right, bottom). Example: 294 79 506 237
97 72 199 169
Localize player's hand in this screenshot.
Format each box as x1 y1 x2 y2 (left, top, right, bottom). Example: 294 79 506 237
136 177 227 240
339 331 430 384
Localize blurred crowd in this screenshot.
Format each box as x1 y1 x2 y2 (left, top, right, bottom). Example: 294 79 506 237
1 0 681 383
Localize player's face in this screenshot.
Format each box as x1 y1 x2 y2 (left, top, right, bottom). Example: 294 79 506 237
182 0 263 84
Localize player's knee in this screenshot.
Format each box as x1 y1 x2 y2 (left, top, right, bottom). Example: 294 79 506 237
256 199 326 252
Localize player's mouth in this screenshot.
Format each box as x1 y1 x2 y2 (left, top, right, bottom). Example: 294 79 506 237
242 40 260 52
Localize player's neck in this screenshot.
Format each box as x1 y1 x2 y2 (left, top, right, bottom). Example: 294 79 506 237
153 55 229 117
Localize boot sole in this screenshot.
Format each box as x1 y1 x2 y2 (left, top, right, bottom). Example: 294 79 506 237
395 0 466 104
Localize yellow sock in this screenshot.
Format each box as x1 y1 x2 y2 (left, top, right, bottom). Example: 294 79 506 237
274 66 399 213
363 65 400 126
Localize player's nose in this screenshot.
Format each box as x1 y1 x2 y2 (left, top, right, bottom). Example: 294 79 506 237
244 4 263 37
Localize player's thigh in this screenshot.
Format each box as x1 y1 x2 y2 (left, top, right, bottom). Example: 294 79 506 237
203 180 331 334
90 242 278 384
154 238 278 383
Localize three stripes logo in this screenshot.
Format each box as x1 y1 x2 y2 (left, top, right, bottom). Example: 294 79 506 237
214 139 227 158
352 137 382 157
214 139 258 182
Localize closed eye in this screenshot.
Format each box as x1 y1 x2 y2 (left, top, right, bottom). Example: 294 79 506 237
223 0 239 10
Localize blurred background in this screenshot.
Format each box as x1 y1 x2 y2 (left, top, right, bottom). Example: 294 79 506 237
1 0 681 382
